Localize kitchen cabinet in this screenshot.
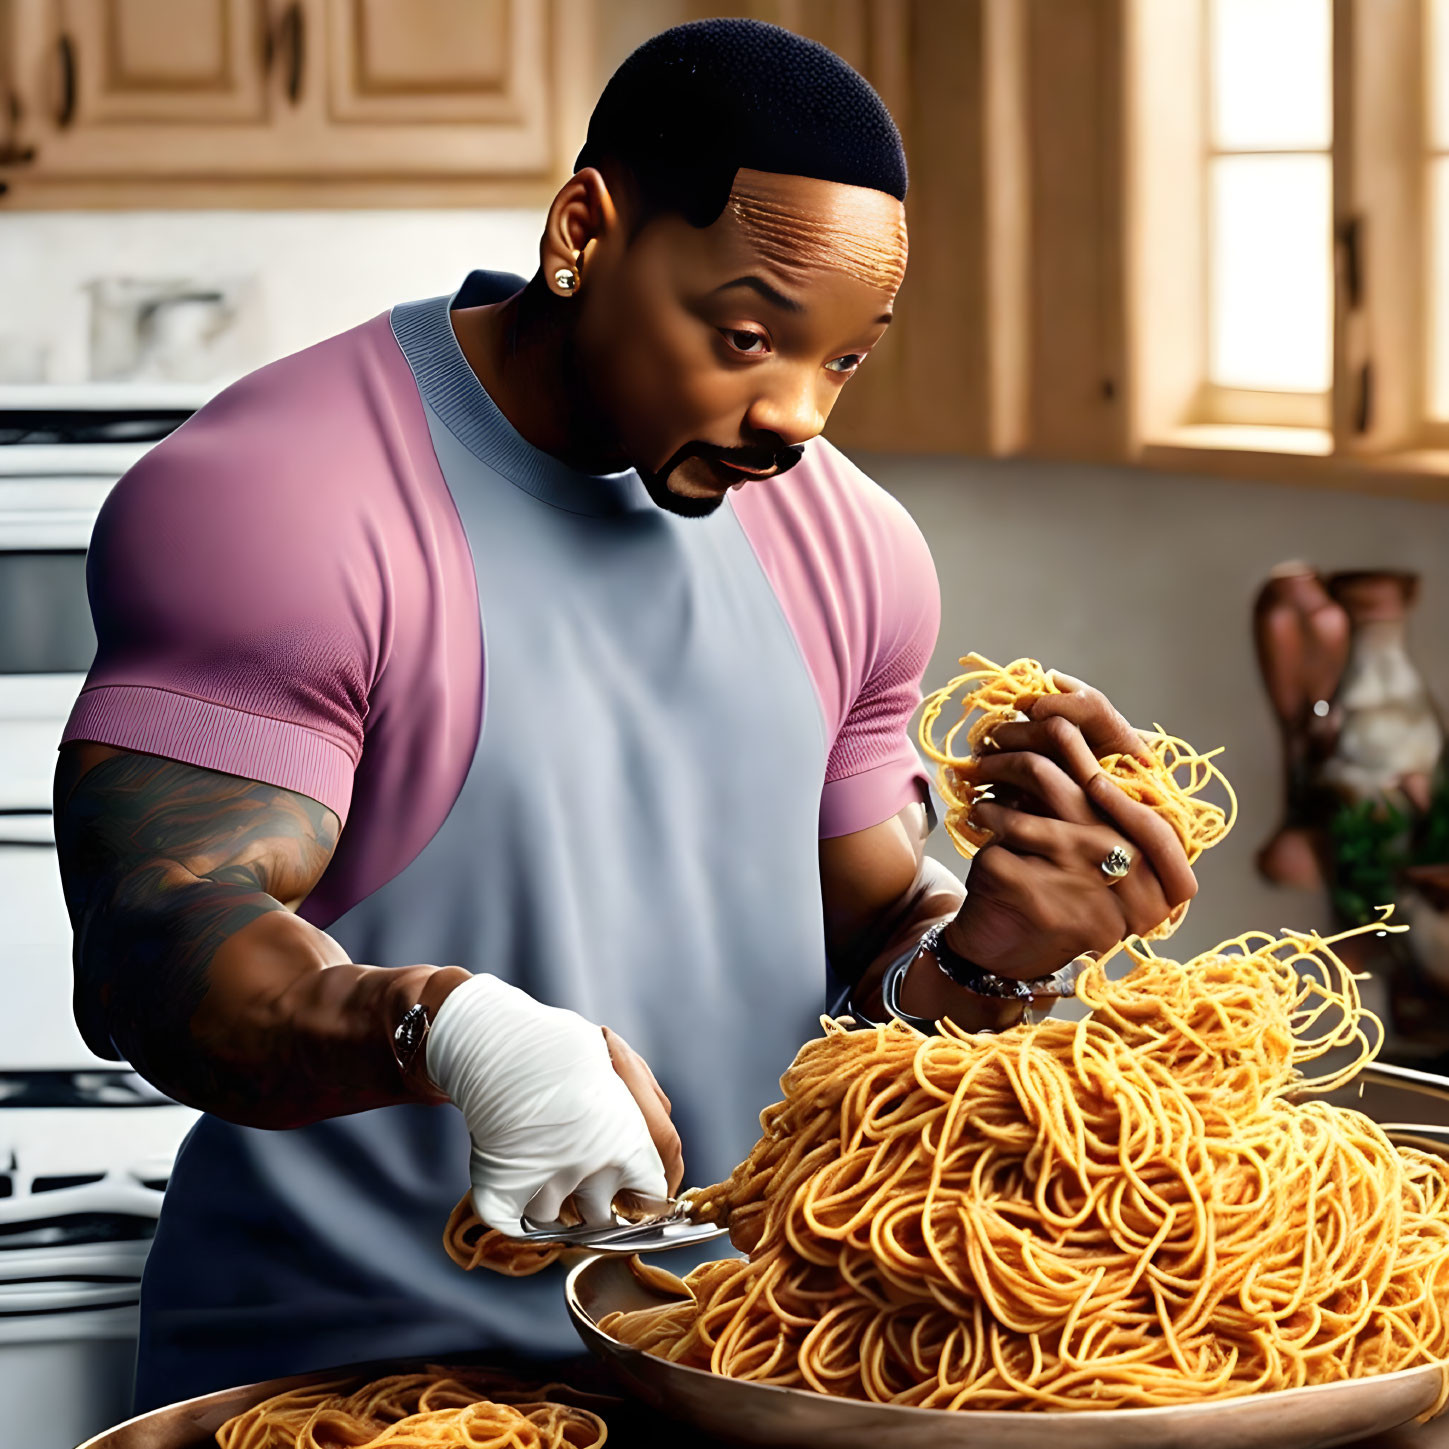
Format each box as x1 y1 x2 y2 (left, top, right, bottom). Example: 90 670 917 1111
0 0 592 204
5 0 279 182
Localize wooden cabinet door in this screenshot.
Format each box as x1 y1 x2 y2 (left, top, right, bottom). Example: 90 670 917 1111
284 0 554 178
8 0 287 180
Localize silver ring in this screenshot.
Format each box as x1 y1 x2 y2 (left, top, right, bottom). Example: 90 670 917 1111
1100 844 1133 880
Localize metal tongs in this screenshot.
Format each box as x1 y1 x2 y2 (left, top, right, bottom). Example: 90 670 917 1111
513 1196 731 1255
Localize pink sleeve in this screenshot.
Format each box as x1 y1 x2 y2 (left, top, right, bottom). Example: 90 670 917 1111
819 618 938 839
729 441 941 840
61 329 397 824
816 482 939 839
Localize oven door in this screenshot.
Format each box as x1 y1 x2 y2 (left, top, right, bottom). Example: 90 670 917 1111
0 491 105 1071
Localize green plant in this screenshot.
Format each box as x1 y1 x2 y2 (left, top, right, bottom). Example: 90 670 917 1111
1327 796 1412 926
1326 765 1449 925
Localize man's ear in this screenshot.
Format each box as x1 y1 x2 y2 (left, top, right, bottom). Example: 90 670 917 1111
540 167 620 295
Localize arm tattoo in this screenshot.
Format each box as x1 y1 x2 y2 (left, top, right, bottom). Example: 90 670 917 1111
54 752 339 1093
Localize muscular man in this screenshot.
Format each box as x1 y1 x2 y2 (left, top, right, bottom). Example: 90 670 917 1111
53 20 1195 1408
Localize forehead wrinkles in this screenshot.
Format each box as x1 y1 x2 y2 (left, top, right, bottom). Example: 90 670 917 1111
726 187 907 297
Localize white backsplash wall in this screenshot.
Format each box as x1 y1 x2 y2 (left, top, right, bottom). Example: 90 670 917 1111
858 453 1449 964
0 209 547 385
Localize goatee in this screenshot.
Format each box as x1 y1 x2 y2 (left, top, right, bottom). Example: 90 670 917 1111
637 441 806 520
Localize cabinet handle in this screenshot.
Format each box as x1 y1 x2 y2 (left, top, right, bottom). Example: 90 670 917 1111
1354 360 1374 435
56 31 77 128
1337 215 1363 310
280 3 304 105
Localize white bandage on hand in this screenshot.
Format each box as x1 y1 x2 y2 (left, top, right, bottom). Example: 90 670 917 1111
424 974 667 1236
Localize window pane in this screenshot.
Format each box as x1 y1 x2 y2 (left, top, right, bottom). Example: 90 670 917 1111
1433 0 1449 150
1210 155 1332 392
1211 0 1331 151
1429 161 1449 418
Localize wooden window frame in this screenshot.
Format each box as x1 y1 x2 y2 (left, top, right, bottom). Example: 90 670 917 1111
1201 9 1335 431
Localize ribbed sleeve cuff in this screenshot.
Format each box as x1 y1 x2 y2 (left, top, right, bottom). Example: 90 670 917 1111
819 754 930 840
63 684 356 824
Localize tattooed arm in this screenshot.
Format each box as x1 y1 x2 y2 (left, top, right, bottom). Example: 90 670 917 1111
53 742 470 1128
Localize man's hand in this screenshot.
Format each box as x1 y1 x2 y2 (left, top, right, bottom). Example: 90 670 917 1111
424 975 677 1235
822 675 1200 1035
939 673 1198 978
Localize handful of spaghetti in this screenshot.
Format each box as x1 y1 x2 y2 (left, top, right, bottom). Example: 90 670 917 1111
918 654 1236 939
215 1369 607 1448
599 923 1449 1412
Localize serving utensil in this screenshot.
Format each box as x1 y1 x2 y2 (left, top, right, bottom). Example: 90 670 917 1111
513 1197 730 1254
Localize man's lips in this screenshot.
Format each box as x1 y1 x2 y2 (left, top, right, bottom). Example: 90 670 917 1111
709 458 779 482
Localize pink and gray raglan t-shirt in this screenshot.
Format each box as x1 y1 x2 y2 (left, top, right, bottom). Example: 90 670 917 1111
64 270 941 1404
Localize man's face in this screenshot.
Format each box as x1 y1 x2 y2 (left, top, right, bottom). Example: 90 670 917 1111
570 168 907 517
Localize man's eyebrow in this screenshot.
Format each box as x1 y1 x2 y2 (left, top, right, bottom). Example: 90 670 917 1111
713 275 894 328
713 275 804 313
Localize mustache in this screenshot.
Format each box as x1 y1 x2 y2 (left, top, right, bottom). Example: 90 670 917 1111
652 440 807 479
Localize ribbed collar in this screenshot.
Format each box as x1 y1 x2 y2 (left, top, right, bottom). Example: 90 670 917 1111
390 270 649 517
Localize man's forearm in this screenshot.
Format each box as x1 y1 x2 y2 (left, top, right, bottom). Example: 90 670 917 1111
55 746 469 1128
847 855 963 1019
78 879 468 1127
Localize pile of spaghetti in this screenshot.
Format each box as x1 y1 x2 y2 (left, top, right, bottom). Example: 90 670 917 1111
599 924 1449 1410
215 1369 606 1448
918 654 1237 938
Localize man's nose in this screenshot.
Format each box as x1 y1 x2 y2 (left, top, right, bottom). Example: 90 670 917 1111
744 369 827 449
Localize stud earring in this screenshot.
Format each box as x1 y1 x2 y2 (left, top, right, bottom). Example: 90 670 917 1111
554 266 578 293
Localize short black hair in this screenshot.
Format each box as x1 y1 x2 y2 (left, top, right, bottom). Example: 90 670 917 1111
575 18 907 230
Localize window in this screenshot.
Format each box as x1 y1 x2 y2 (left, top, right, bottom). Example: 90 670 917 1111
1130 0 1334 455
1125 0 1443 483
1206 0 1332 411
